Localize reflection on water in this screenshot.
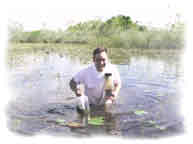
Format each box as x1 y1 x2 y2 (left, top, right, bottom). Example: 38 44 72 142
6 45 184 137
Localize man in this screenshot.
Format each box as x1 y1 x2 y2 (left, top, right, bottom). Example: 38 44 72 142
69 47 121 107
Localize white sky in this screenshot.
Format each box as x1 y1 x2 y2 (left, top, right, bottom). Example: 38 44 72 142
6 0 185 31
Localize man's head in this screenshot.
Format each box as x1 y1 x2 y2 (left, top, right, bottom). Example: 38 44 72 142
93 47 108 72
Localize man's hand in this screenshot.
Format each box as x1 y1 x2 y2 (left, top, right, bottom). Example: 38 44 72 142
69 78 77 91
104 90 117 103
69 78 83 97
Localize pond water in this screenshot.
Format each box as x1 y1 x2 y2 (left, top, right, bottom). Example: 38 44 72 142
6 44 184 138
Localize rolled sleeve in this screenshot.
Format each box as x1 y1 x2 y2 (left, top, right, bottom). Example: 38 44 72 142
73 69 85 84
112 65 121 87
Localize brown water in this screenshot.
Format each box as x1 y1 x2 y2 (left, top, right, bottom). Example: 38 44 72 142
6 44 184 138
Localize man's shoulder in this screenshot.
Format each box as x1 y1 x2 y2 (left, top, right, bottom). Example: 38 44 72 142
79 64 95 74
106 63 118 71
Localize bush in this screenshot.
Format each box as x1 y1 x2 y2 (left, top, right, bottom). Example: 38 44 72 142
8 18 184 49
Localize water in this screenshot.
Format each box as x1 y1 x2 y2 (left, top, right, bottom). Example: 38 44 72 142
6 44 184 138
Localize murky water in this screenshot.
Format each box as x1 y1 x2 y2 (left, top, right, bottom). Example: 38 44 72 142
6 44 184 138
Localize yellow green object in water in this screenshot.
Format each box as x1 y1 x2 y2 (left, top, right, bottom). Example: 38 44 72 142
55 116 105 127
134 110 148 115
88 116 104 126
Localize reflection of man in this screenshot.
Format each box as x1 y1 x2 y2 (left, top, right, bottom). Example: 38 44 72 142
69 47 121 107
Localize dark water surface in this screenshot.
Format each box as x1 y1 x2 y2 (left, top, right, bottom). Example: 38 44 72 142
6 45 184 138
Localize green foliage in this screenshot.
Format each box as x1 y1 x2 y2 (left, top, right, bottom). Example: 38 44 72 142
106 15 138 30
67 15 145 35
8 22 24 43
88 116 105 126
55 119 66 125
25 30 41 43
134 110 148 115
8 15 184 49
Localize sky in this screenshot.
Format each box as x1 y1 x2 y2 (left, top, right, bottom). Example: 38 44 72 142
6 1 185 31
1 0 193 144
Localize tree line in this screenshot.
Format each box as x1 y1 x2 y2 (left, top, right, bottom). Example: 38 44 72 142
8 15 184 49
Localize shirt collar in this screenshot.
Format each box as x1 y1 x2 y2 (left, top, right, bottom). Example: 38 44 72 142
92 63 111 77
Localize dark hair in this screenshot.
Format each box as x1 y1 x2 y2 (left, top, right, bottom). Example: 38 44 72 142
93 47 107 58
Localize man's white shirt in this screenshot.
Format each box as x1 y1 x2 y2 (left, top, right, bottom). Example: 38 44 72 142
73 63 121 105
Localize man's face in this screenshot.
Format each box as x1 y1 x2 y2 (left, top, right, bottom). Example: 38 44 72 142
93 51 108 72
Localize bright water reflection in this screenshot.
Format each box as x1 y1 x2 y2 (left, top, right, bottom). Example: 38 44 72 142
6 46 184 137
